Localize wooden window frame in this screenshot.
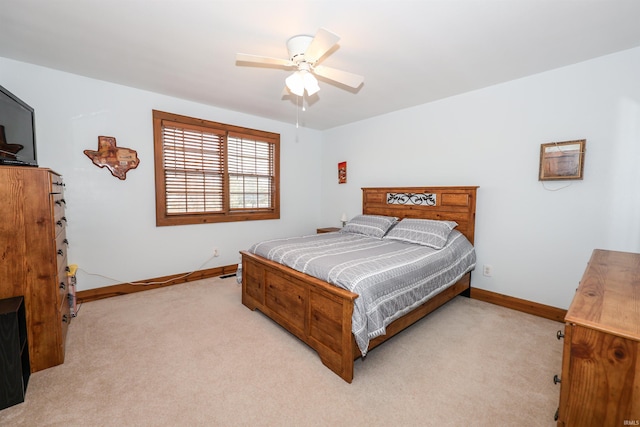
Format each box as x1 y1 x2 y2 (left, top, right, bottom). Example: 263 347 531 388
152 110 280 226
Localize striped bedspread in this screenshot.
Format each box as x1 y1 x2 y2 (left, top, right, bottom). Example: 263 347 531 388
248 229 476 356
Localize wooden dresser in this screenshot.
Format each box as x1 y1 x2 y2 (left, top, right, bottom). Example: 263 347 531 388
0 166 70 372
557 249 640 426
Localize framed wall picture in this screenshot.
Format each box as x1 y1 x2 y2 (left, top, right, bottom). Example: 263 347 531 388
539 139 586 181
338 161 347 184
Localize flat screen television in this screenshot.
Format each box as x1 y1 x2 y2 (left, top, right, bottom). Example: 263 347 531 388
0 84 38 167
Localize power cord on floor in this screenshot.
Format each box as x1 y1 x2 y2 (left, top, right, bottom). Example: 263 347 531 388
77 253 219 286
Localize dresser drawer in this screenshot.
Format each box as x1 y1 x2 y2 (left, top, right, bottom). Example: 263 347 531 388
56 262 69 307
50 175 64 194
58 295 70 360
52 193 66 224
55 229 68 273
53 216 67 238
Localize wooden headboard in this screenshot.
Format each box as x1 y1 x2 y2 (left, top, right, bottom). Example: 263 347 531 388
362 186 478 244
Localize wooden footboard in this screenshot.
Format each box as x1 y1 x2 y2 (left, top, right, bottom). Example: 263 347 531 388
241 250 470 383
241 250 358 382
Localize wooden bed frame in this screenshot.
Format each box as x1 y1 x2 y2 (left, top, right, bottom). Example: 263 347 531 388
241 186 478 383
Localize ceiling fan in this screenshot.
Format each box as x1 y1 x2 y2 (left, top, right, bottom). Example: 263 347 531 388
236 28 364 97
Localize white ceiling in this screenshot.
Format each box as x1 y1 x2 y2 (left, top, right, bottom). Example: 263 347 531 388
2 0 640 130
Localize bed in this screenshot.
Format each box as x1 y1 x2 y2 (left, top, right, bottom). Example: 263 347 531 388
240 186 478 383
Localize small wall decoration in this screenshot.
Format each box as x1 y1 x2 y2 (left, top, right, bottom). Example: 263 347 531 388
539 139 586 181
338 161 347 184
84 136 140 180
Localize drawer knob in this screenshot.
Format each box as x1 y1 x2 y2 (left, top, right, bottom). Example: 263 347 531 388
557 330 564 340
553 374 561 384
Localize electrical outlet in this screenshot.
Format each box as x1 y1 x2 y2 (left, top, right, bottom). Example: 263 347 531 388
213 249 219 257
483 264 492 277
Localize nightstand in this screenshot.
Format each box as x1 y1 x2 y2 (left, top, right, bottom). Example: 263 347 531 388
316 227 341 234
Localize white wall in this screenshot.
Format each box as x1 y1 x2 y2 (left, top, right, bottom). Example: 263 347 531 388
0 57 324 291
321 47 640 309
2 47 639 308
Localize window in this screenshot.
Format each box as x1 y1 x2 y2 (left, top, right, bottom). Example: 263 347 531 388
153 110 279 226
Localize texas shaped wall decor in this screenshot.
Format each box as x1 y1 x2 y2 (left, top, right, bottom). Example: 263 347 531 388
84 136 139 180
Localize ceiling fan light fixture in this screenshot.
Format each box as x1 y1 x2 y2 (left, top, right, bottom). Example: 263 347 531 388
285 71 305 96
286 70 320 96
303 71 320 95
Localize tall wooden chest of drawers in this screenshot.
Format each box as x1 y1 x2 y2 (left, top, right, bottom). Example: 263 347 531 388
0 166 70 372
557 249 640 426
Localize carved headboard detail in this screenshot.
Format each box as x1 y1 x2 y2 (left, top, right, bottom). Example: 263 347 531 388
362 186 478 244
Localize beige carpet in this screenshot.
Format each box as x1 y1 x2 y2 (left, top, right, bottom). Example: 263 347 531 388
0 277 563 426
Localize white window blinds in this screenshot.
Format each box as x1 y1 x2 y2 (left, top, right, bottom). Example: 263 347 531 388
162 121 224 214
228 134 275 210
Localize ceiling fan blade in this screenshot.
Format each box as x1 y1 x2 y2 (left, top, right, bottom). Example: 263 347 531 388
313 65 364 88
304 28 340 63
236 53 293 68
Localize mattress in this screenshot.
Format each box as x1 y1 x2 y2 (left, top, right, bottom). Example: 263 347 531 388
249 229 476 356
